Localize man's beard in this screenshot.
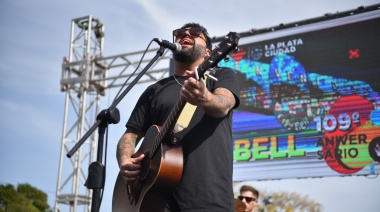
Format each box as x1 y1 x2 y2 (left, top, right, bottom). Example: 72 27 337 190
173 44 206 63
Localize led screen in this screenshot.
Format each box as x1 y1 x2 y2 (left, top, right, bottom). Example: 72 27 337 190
219 10 380 181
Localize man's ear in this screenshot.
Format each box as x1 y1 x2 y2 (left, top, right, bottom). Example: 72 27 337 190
205 49 211 57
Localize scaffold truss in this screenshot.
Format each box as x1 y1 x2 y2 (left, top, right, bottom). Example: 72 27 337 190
55 15 171 212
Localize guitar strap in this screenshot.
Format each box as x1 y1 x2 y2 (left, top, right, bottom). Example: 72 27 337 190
173 71 210 134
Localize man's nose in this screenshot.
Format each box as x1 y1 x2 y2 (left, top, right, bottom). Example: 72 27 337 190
184 29 191 36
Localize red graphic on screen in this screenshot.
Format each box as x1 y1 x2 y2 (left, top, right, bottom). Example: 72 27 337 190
231 49 246 62
322 95 379 174
349 48 360 59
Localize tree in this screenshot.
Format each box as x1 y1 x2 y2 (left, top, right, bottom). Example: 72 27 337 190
261 190 323 212
0 183 51 212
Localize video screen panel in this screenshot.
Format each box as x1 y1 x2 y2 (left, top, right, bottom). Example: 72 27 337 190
219 10 380 181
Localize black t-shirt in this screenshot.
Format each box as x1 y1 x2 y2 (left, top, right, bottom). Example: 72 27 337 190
126 67 240 212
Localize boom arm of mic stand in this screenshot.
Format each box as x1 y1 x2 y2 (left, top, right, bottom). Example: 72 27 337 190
65 46 166 212
66 46 166 158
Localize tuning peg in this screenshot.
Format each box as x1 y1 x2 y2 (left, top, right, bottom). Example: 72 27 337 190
224 56 230 62
234 47 240 53
205 73 218 82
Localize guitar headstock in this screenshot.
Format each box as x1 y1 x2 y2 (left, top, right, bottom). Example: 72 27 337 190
196 32 240 79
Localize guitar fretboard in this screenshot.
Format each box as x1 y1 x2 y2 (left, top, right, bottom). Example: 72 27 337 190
150 98 186 157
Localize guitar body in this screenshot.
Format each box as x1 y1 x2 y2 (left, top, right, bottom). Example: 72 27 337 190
112 125 183 212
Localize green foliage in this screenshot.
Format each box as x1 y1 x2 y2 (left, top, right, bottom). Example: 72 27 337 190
0 183 50 212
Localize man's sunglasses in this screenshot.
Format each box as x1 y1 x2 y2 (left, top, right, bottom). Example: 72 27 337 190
238 196 257 203
172 27 206 41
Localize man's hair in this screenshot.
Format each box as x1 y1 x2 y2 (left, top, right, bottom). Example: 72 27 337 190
180 22 212 51
240 185 259 198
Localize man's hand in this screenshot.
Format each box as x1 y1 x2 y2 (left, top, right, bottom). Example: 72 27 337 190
119 154 145 185
181 76 210 106
180 70 236 118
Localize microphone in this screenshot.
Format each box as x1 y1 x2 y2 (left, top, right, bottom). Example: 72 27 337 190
153 38 182 53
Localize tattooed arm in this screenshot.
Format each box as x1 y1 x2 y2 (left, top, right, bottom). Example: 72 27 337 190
198 87 236 118
116 127 145 184
181 77 236 118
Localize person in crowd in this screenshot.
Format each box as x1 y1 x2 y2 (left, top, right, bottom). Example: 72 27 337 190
239 185 261 212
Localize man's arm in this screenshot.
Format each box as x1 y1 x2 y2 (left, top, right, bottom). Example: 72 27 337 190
181 77 236 118
199 87 236 117
116 128 142 165
116 127 145 184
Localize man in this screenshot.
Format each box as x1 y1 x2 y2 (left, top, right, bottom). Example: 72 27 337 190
116 23 240 211
239 185 260 212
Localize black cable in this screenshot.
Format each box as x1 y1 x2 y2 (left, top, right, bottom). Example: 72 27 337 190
112 40 155 104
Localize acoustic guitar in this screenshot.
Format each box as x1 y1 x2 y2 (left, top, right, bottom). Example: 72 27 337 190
112 32 240 212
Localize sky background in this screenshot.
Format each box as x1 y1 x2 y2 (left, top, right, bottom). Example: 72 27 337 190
1 0 379 211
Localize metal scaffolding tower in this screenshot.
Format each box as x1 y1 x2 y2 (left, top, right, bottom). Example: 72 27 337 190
55 15 171 211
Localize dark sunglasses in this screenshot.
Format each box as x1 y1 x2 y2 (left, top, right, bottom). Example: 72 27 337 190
172 27 205 41
238 196 257 203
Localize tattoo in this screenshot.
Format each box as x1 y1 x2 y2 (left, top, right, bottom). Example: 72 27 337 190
202 87 236 117
116 128 142 166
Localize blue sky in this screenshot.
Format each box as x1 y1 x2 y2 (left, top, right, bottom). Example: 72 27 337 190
1 0 379 211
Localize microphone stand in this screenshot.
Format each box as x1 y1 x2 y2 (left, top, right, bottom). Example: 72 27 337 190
66 45 166 212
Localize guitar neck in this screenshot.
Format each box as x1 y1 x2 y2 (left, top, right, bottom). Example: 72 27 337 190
150 98 186 156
